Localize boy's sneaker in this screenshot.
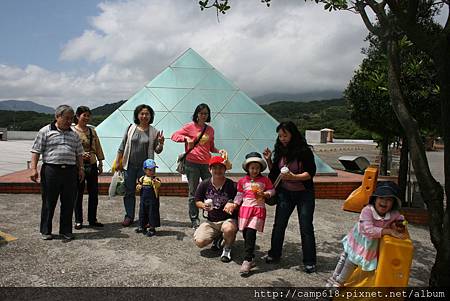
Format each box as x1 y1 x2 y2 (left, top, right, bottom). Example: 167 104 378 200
303 264 316 274
60 233 74 240
220 247 232 263
239 260 256 276
191 220 200 230
211 235 223 251
135 227 145 233
146 229 156 237
41 233 53 240
74 223 82 230
264 254 280 264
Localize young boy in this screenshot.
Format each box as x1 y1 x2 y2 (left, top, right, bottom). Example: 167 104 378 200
135 159 161 237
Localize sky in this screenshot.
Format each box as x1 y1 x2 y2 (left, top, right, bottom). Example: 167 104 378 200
0 0 375 109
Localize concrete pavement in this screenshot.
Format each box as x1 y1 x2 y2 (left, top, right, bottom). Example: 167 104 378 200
0 194 435 287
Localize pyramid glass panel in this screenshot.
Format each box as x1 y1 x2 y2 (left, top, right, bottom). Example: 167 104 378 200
315 155 338 175
210 113 246 140
172 89 205 113
171 112 194 125
172 67 209 88
196 69 237 91
96 48 336 174
148 87 191 111
223 91 268 114
155 140 183 170
220 113 264 139
146 68 177 88
118 110 134 124
155 112 184 137
99 137 123 170
171 48 213 69
95 110 130 138
119 88 167 111
250 116 279 139
215 139 245 164
197 89 237 113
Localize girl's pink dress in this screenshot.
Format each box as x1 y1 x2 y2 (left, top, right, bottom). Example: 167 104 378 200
234 175 274 232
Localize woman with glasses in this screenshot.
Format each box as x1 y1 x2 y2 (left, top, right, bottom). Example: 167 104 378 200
171 103 224 229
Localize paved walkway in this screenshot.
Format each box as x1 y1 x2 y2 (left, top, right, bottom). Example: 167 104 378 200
0 140 33 176
0 194 435 287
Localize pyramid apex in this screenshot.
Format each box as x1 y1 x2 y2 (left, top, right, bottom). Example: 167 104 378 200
170 48 213 69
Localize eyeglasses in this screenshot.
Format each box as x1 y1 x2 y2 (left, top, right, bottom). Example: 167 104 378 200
198 112 209 115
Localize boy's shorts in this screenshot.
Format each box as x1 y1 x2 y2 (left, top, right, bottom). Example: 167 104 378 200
193 218 237 242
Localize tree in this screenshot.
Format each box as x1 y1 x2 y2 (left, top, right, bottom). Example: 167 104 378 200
197 0 449 286
345 34 440 177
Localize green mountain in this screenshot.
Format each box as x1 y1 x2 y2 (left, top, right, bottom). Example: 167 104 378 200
0 98 372 139
0 100 54 114
91 100 126 116
253 90 343 104
261 98 371 139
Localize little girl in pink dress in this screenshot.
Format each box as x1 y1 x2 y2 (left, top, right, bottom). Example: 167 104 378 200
233 152 274 276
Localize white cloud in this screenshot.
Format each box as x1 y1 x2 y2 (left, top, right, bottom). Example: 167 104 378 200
0 0 369 108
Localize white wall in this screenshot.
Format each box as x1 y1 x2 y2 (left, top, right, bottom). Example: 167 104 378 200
7 131 38 140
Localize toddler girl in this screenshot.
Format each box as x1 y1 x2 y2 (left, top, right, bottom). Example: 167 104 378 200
232 152 275 276
326 181 407 287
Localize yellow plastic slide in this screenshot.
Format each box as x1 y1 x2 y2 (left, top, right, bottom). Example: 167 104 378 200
342 165 378 213
343 232 414 288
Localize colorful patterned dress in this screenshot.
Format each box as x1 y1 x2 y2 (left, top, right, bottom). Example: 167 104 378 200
234 175 274 232
342 204 403 271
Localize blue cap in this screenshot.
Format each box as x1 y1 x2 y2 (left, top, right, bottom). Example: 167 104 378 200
143 159 158 169
369 181 401 209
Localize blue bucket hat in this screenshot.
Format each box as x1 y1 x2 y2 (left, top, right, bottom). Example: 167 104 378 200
143 159 158 170
369 181 402 209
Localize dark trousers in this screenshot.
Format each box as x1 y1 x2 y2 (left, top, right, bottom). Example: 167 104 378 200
268 189 317 265
243 228 257 261
184 160 211 224
139 196 160 229
123 165 144 220
40 164 77 235
74 163 99 224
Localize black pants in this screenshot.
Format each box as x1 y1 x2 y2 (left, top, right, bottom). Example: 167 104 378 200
40 164 77 235
268 189 317 265
243 228 257 261
139 196 160 229
74 163 99 224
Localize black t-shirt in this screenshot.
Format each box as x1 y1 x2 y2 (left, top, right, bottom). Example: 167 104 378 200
194 178 237 222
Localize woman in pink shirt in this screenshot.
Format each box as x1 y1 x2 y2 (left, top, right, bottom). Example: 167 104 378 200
171 103 223 229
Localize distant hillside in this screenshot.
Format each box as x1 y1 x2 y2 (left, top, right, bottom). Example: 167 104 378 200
91 100 126 116
253 90 343 104
261 98 372 139
0 110 53 131
0 97 372 139
0 100 54 114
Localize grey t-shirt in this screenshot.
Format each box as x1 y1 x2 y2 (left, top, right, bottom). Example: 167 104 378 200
119 128 149 168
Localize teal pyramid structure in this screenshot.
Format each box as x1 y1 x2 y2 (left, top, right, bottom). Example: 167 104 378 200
96 48 336 175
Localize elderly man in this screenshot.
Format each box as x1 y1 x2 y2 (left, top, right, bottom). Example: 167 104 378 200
193 156 238 262
30 105 84 240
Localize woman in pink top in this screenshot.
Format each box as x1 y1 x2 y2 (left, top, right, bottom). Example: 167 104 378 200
171 103 223 229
